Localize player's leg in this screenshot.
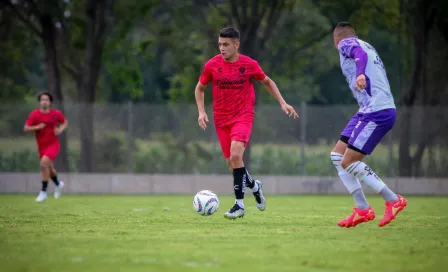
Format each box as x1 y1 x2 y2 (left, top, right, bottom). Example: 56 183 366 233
216 126 244 219
225 158 232 172
224 157 257 191
230 122 264 211
50 166 59 185
223 140 253 219
229 139 246 207
332 114 373 227
36 154 51 202
333 139 368 210
46 144 64 198
342 110 407 227
225 155 263 214
50 165 64 199
224 121 265 219
334 117 370 209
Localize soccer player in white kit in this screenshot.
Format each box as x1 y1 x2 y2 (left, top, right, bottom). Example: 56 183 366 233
330 22 407 228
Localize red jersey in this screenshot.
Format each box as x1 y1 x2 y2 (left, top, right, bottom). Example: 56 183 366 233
25 109 66 147
199 54 267 127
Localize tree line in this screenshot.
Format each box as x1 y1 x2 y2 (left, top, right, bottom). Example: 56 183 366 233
0 0 447 176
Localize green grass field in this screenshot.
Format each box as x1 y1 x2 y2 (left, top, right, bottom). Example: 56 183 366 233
1 195 447 272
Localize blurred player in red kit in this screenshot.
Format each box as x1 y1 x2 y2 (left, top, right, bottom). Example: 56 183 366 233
24 92 68 202
195 27 299 219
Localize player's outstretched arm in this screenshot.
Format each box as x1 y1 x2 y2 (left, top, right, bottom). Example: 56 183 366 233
195 82 209 130
260 77 299 119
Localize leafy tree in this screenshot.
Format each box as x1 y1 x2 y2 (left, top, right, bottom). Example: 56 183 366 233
0 8 36 102
397 0 448 176
2 0 71 171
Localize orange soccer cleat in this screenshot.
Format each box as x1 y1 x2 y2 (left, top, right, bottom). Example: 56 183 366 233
338 206 375 228
378 194 407 227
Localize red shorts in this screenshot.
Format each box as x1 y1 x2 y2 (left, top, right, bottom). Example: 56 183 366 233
38 144 60 161
215 121 253 158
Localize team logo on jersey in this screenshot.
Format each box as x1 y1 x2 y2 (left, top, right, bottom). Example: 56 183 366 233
238 67 245 74
218 68 222 73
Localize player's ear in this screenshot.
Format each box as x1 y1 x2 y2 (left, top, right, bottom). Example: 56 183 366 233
235 40 240 49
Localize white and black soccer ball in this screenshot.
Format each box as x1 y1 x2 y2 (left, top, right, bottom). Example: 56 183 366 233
193 190 219 216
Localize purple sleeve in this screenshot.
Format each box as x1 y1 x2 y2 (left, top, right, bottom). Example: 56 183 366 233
352 47 368 77
338 38 368 76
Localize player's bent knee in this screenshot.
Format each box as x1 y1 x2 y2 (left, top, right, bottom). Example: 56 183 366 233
40 157 51 168
332 140 348 154
341 154 357 169
340 160 352 170
40 161 48 168
341 147 366 169
341 155 361 169
229 152 243 165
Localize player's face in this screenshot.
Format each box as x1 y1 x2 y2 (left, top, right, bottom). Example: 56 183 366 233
39 95 51 109
333 31 339 48
218 37 239 60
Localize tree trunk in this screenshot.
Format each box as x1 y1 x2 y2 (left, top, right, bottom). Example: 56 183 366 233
427 143 435 177
40 14 70 172
398 0 432 176
78 0 108 172
398 107 413 176
78 101 94 172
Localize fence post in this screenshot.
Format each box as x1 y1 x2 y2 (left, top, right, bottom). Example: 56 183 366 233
300 102 307 176
388 133 394 177
127 100 134 174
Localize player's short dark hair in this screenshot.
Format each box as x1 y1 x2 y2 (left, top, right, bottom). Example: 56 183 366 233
334 22 354 31
334 22 356 37
219 27 240 40
37 92 53 103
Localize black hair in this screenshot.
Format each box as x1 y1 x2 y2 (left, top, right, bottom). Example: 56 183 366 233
334 21 354 30
219 27 240 40
334 22 356 37
37 92 53 103
334 22 355 32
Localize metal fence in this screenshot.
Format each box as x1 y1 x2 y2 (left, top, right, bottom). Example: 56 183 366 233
1 103 447 177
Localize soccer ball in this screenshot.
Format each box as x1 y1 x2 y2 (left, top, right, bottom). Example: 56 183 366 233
193 190 219 216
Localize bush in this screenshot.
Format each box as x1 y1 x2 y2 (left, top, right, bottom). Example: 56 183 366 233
0 140 396 176
95 135 127 172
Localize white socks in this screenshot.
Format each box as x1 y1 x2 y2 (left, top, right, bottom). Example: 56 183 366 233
345 161 385 193
331 152 361 193
236 199 244 208
332 152 398 203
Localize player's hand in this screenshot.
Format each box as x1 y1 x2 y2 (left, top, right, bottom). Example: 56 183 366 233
54 127 63 135
281 103 299 119
36 123 46 130
355 74 367 92
198 111 209 130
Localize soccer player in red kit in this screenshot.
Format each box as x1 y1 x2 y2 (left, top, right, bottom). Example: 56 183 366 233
24 92 68 202
195 28 298 219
